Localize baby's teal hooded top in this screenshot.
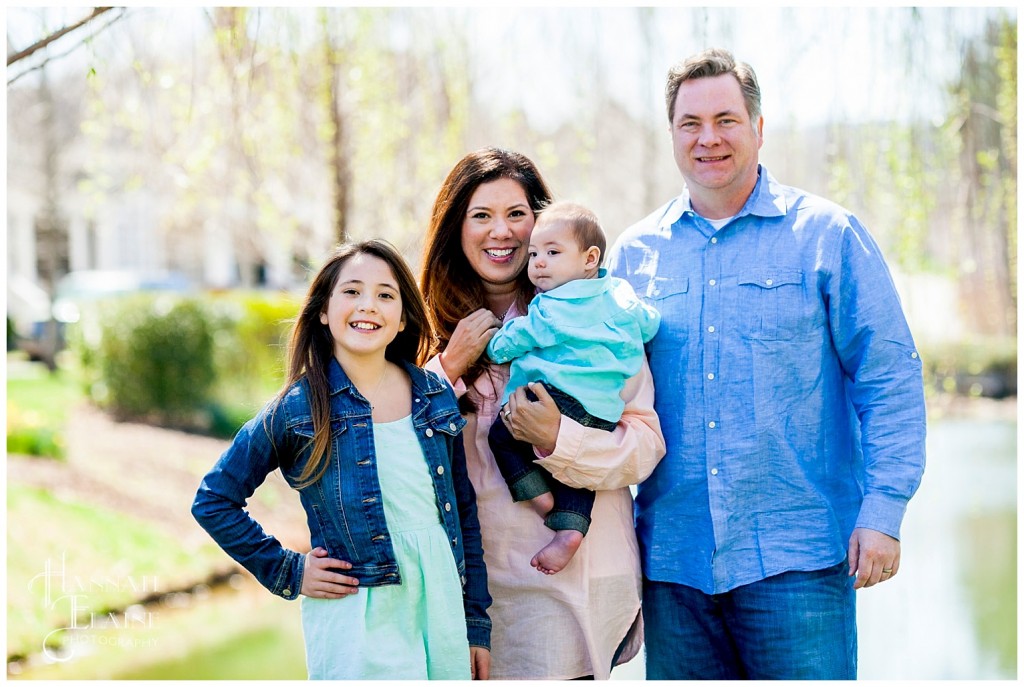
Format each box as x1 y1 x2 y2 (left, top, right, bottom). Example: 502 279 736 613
486 268 661 423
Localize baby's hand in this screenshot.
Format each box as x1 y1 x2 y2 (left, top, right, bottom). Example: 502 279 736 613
300 547 360 599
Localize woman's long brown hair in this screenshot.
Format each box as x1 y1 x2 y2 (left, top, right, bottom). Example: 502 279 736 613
278 239 430 488
419 147 553 411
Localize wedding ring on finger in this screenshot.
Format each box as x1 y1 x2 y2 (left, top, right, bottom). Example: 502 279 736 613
881 568 893 575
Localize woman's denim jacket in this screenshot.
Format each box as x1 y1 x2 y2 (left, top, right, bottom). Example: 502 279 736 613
191 358 492 649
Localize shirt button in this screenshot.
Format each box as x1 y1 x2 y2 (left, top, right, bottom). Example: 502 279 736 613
707 325 716 333
707 373 715 380
444 502 452 512
436 466 445 475
709 279 716 286
425 429 434 437
765 279 773 286
710 237 718 244
710 468 719 476
708 421 716 428
911 352 919 359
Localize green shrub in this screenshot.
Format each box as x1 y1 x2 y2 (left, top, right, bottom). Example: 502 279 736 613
208 291 298 401
64 290 300 436
96 295 216 424
203 291 299 437
918 336 1017 398
6 423 65 459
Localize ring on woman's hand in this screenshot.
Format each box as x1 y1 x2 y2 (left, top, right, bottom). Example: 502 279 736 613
881 568 893 574
502 409 511 418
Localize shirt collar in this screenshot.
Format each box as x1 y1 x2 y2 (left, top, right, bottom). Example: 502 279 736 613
326 356 445 397
536 268 610 300
657 165 788 231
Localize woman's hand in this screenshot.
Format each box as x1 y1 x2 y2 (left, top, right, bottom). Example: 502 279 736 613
504 382 561 453
439 308 502 381
470 646 491 680
300 547 360 599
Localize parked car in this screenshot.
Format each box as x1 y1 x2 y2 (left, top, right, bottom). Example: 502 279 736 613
7 269 195 368
7 275 57 366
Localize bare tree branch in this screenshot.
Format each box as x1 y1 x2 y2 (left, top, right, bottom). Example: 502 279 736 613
7 7 115 67
7 8 128 87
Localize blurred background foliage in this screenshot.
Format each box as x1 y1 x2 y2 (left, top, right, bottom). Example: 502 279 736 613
5 5 1017 680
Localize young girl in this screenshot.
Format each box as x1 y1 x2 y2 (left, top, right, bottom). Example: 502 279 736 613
191 240 491 680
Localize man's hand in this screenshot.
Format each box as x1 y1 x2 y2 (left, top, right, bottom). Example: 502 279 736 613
848 527 900 589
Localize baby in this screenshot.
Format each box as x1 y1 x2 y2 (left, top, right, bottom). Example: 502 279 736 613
486 201 660 574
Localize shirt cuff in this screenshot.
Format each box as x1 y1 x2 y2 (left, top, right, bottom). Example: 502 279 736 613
423 354 468 398
533 414 584 470
855 492 909 540
274 549 305 600
466 617 492 651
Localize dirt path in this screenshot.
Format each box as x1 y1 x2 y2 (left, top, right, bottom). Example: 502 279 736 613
7 403 310 552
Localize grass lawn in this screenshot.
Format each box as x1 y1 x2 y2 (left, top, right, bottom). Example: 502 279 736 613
7 484 228 660
10 580 306 680
7 356 83 458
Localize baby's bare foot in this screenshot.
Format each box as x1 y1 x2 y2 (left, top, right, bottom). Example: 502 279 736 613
531 530 584 575
526 492 554 518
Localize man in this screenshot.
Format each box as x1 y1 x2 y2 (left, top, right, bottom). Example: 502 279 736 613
606 48 926 679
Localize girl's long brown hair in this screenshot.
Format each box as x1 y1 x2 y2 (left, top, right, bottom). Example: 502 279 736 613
419 147 553 411
279 239 430 488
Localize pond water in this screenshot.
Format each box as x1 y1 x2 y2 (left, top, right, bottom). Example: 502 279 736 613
11 416 1016 680
613 416 1018 680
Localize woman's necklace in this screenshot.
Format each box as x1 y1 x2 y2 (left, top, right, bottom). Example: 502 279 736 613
363 364 389 409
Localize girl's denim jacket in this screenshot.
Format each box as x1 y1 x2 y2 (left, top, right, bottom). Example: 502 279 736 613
191 358 491 649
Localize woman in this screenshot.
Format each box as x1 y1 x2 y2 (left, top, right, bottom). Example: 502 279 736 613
418 147 665 679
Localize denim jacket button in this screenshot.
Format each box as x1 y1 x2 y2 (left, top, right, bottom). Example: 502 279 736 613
449 422 457 431
444 502 452 512
436 466 444 475
425 428 434 437
282 588 291 596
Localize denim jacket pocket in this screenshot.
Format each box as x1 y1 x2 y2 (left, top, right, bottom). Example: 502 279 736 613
285 417 349 479
738 268 814 341
425 409 466 437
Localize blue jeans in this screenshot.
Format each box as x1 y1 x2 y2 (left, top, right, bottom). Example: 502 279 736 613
642 562 857 679
488 385 614 535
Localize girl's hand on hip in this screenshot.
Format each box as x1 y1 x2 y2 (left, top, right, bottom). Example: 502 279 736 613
440 309 501 381
505 382 561 453
470 646 491 680
300 547 360 599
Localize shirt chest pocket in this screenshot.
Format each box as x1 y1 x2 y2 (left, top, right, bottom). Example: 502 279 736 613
737 269 817 341
642 276 689 351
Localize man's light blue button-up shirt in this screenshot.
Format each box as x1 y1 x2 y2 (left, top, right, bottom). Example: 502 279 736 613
607 166 926 594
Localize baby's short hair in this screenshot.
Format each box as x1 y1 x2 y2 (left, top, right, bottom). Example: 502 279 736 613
536 201 606 263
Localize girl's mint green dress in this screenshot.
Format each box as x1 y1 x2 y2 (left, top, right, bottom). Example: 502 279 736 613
300 415 471 680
